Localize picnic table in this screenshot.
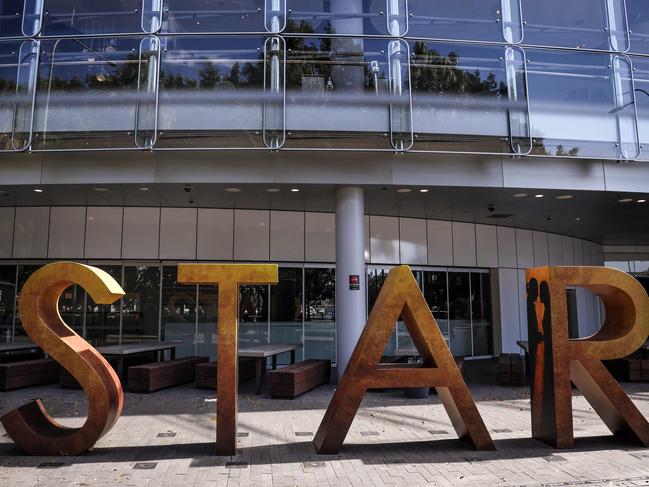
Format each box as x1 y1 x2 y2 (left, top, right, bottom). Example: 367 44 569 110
97 341 181 378
239 344 297 394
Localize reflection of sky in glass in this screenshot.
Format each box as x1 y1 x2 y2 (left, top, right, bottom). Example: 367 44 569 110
627 0 649 55
408 0 505 43
0 0 24 37
42 0 145 36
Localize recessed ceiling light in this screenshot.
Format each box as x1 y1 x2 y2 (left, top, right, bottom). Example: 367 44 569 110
618 198 633 203
397 188 412 193
556 195 573 200
575 217 582 221
139 187 149 191
513 193 528 198
93 187 108 192
225 187 241 193
638 199 647 203
290 188 300 193
419 189 429 193
534 194 544 198
266 188 281 193
34 188 43 193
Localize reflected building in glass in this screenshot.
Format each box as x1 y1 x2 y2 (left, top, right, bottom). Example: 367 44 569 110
1 0 649 370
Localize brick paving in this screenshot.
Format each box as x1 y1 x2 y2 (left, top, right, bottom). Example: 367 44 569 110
2 381 649 486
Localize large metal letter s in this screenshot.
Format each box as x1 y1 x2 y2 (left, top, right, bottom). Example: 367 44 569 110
1 262 125 455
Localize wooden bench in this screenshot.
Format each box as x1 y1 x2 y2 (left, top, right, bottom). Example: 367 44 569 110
0 359 59 391
195 358 256 390
268 359 331 399
128 357 209 393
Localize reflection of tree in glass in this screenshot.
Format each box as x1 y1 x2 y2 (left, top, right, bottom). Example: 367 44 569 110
410 42 506 97
532 137 580 157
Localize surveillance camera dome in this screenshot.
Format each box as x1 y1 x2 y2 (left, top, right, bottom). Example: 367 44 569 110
184 185 193 193
488 203 496 212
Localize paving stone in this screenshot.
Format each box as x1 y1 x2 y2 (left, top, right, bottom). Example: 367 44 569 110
2 383 649 486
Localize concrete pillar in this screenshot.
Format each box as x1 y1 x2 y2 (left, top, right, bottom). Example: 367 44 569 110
335 187 366 380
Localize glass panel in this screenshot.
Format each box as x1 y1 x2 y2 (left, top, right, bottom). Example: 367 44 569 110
0 0 41 37
286 0 406 36
395 270 421 351
0 265 16 343
520 0 626 51
165 0 266 34
197 284 218 360
627 0 649 55
448 271 471 357
239 285 268 347
32 36 159 150
304 267 335 363
407 0 522 44
121 265 160 343
632 56 649 161
0 40 38 151
59 284 84 335
157 36 281 149
410 42 529 154
470 272 492 356
367 267 396 356
423 270 448 347
85 265 122 346
14 264 42 341
605 260 632 273
285 37 411 150
161 266 196 358
527 49 639 160
270 267 303 365
41 0 159 36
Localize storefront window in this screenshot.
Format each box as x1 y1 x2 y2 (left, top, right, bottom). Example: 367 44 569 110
470 272 492 356
161 266 196 358
304 267 335 363
85 265 122 346
14 264 41 341
368 266 396 355
423 270 448 345
270 267 303 364
197 284 218 360
0 265 16 343
239 285 268 347
396 270 422 351
58 284 84 336
448 271 472 357
121 265 160 343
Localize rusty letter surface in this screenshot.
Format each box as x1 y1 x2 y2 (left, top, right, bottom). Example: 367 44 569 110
178 264 278 455
527 266 649 448
314 266 494 454
1 262 125 455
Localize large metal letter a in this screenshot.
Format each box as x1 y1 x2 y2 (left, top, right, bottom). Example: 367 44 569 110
314 266 494 453
527 266 649 448
178 264 278 455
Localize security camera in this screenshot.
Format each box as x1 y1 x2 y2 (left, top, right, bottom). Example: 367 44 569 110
184 185 193 193
189 198 195 205
488 203 496 212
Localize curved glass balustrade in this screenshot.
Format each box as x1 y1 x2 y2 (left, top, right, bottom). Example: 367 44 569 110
1 0 649 160
32 36 159 150
0 39 38 151
527 49 639 160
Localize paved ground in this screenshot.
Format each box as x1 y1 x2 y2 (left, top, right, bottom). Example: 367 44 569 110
2 380 649 486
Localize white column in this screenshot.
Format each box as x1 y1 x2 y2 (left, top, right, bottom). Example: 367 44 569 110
335 187 366 380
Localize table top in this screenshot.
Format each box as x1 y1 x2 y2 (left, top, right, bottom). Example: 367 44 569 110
238 344 296 358
0 341 40 353
394 348 420 357
516 340 529 352
97 341 180 356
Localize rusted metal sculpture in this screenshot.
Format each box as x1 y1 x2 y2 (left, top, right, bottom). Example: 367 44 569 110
178 264 278 456
1 262 125 455
314 265 494 454
527 266 649 448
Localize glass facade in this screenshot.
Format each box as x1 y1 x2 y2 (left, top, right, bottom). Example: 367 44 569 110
368 266 493 358
0 0 647 160
0 261 493 360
